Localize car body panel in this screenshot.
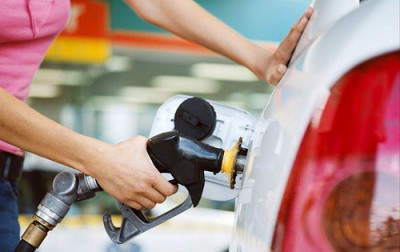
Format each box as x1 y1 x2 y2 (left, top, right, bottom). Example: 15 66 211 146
230 0 400 250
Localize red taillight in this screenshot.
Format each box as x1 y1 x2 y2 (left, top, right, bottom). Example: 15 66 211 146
271 51 400 252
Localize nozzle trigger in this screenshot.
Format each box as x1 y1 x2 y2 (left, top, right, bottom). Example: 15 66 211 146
103 196 193 244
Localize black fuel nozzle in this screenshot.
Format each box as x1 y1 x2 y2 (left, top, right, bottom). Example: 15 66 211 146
147 130 224 207
103 130 247 244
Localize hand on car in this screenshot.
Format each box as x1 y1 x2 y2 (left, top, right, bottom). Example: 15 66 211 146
263 7 314 85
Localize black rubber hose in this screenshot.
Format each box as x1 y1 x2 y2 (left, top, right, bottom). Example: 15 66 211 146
14 240 36 252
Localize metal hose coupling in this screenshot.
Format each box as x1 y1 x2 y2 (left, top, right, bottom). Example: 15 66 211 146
16 172 102 251
19 215 54 249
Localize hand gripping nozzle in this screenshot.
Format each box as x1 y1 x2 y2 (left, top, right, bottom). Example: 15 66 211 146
103 130 247 244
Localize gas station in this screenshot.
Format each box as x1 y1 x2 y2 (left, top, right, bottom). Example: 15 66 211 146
8 0 381 251
1 0 397 251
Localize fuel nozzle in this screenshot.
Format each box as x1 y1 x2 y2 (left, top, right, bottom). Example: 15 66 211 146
147 130 247 207
103 130 248 244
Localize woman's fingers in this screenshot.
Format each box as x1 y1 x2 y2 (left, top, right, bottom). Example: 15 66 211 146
275 7 313 64
152 173 179 196
265 7 313 85
266 64 287 85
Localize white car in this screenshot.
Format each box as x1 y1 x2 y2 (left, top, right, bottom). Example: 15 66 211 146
145 0 399 251
19 0 399 251
228 0 400 251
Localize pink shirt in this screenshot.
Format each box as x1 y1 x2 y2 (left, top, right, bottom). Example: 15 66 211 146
0 0 70 155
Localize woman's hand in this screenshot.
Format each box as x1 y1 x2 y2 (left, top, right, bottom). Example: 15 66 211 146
92 136 178 210
0 88 176 210
261 7 314 85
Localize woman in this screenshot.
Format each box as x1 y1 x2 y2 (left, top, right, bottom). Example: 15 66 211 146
0 0 312 250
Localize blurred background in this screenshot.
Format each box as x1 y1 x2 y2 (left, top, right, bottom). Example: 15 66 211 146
17 0 309 251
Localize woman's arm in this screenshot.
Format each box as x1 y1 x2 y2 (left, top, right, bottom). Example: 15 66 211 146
0 87 176 210
124 0 313 85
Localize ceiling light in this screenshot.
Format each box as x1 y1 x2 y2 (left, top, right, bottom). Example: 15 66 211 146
190 63 258 82
151 75 220 94
105 56 133 72
119 86 176 104
32 69 85 86
28 83 61 98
